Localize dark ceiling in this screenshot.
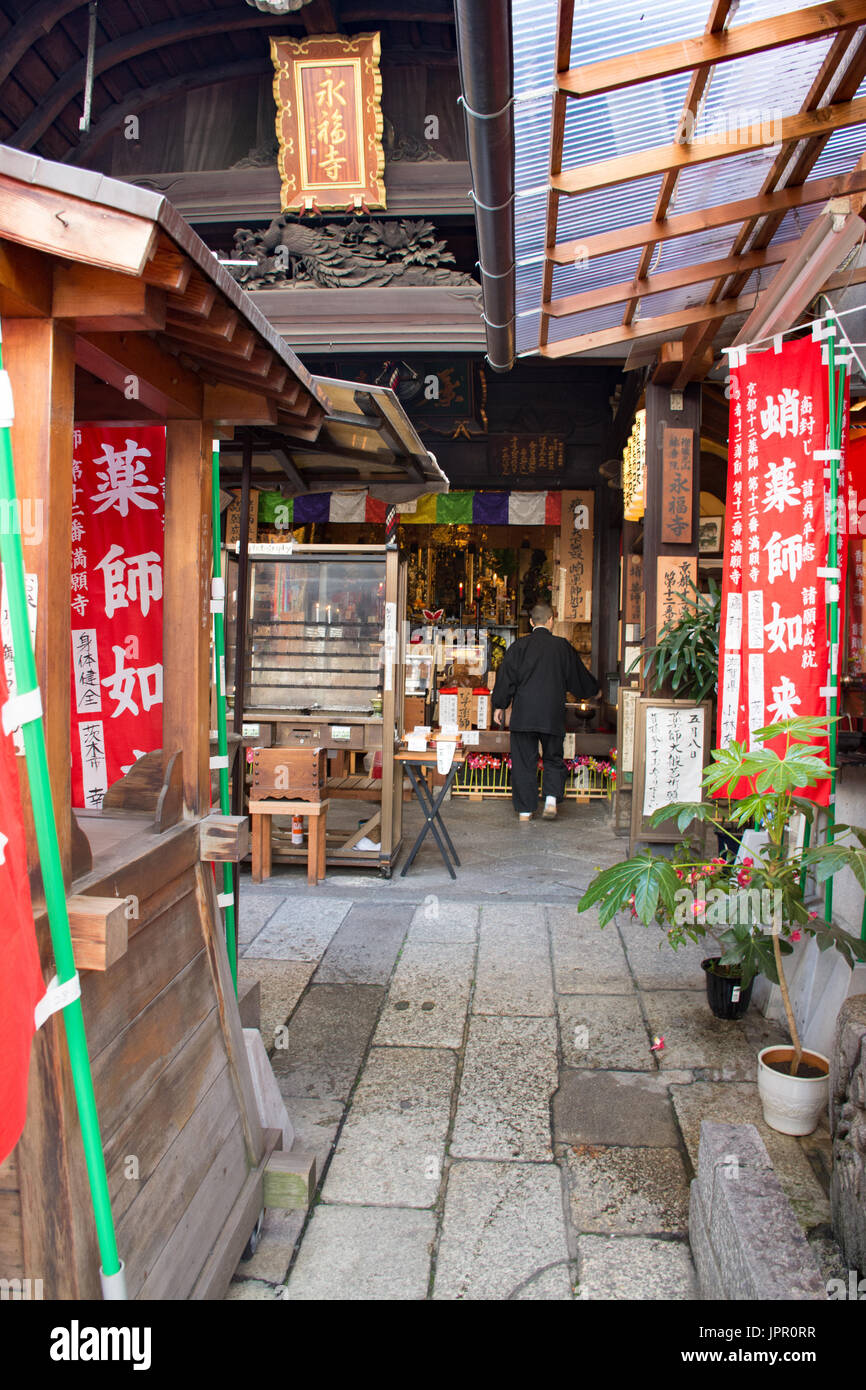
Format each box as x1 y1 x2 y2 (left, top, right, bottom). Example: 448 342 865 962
0 1 459 165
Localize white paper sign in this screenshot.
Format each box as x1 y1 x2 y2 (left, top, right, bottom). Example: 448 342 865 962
621 689 639 774
747 590 764 651
406 732 428 752
462 730 479 746
78 719 108 809
724 592 742 652
642 706 705 818
436 740 456 774
72 628 102 715
330 725 351 741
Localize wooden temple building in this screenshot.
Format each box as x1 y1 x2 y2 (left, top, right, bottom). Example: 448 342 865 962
2 0 866 1300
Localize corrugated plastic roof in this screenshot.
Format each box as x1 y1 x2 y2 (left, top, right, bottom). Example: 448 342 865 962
511 0 866 360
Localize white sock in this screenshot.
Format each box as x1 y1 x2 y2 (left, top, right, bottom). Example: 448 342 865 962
545 796 556 807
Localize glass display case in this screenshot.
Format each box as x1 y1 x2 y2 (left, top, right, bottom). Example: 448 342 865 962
226 543 406 875
241 553 387 716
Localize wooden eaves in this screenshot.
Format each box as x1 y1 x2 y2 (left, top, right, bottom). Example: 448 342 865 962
537 0 866 378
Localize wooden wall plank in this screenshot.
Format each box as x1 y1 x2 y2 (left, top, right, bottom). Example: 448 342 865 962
116 1068 240 1300
82 883 204 1058
136 1119 248 1300
103 1010 223 1225
163 420 212 813
90 951 215 1143
0 1191 25 1278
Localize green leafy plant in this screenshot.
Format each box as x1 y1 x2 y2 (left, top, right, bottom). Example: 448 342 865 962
578 717 866 1074
631 577 720 703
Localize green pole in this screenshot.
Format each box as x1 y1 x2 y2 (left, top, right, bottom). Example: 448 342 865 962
824 315 846 925
0 327 124 1296
211 440 237 991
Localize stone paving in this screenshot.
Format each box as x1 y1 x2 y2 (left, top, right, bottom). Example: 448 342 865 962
226 796 837 1301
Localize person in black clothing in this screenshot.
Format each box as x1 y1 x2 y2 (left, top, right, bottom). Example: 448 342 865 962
491 602 599 821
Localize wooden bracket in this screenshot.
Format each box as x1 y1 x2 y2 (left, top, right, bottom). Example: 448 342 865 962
200 813 250 863
262 1150 317 1211
67 894 129 971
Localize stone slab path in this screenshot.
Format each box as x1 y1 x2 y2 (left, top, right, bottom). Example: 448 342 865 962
226 799 837 1301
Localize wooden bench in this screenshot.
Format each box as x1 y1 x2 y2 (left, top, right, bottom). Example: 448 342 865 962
325 775 382 802
249 798 329 886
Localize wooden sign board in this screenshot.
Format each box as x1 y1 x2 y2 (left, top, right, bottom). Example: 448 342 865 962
661 425 694 543
559 490 594 621
616 687 640 785
270 33 386 212
622 553 642 628
656 555 697 636
630 698 712 851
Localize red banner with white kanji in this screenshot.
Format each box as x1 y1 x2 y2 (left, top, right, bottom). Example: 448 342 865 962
0 637 45 1164
718 334 841 804
70 425 165 809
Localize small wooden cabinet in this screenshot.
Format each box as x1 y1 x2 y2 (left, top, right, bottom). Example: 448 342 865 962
227 544 406 875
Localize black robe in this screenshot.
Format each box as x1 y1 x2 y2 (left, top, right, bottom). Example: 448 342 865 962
490 627 599 735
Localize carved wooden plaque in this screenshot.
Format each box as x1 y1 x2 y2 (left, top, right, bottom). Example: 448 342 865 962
270 33 386 213
661 425 694 543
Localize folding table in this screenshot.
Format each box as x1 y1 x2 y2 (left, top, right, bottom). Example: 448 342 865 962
395 748 464 880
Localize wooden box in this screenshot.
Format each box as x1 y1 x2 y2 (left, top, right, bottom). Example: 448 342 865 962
251 746 326 802
404 694 427 731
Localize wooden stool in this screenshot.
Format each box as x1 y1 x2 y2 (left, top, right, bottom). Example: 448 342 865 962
249 799 330 886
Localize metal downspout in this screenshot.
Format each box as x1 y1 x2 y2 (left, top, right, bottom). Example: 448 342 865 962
454 0 516 373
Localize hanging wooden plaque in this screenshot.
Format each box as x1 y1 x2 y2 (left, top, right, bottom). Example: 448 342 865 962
270 33 386 213
656 555 697 636
661 425 694 543
559 490 594 621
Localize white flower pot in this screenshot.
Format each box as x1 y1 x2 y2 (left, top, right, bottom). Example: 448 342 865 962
757 1045 830 1136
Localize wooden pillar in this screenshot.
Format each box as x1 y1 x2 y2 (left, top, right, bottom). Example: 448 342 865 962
6 319 101 1297
163 420 213 815
593 484 620 688
4 318 75 889
642 382 701 689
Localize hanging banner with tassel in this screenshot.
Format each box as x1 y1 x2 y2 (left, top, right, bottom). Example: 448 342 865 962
718 333 845 804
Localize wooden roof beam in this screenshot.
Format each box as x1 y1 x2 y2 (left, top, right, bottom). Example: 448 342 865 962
53 264 166 332
548 165 866 264
538 296 756 359
202 384 278 427
558 0 866 98
0 173 157 275
671 29 866 386
166 320 256 361
545 244 789 319
0 240 53 317
622 0 737 328
75 332 202 419
552 94 866 197
142 236 192 295
732 198 866 344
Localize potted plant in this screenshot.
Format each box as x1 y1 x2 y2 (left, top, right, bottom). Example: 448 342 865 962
631 578 741 857
578 716 866 1134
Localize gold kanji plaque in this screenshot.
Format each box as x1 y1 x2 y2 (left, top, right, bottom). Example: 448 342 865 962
270 32 386 213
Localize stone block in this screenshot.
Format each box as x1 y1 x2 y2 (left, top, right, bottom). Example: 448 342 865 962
692 1121 827 1300
830 994 866 1275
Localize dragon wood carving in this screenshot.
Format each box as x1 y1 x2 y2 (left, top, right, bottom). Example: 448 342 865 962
228 215 478 290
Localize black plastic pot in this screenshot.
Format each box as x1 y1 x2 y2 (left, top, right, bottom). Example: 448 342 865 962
715 824 742 860
702 958 754 1020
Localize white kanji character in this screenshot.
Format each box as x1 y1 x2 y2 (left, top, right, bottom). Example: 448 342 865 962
101 645 139 717
762 457 801 514
764 531 804 584
760 388 799 440
768 675 801 722
90 439 158 517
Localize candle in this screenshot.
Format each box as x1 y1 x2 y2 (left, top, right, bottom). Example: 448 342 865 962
327 605 331 623
315 602 320 623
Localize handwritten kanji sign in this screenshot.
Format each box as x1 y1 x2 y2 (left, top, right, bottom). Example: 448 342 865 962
718 334 840 804
560 490 594 621
270 33 386 212
70 425 165 809
656 556 697 636
661 426 694 543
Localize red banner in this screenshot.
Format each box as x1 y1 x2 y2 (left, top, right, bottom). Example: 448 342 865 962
70 425 165 809
0 643 45 1164
718 334 839 803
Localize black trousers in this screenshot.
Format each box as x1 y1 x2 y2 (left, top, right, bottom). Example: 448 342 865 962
509 730 566 814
